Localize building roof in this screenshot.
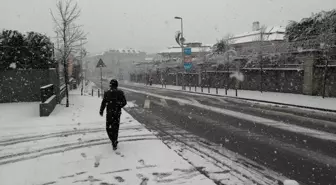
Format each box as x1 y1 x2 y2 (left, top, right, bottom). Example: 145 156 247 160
108 49 142 54
230 26 285 45
145 57 153 61
94 48 144 56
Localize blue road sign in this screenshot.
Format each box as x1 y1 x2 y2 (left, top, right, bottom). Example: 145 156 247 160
184 62 192 70
184 48 191 55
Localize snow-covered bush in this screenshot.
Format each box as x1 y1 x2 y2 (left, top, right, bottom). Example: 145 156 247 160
0 30 55 70
285 9 336 42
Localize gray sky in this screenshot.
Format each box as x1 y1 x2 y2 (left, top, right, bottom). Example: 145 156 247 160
0 0 335 54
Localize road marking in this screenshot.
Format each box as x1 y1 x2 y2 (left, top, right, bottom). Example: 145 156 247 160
144 100 150 109
120 86 336 143
216 98 228 104
151 100 165 107
160 99 168 107
187 97 201 105
178 101 185 106
125 101 137 108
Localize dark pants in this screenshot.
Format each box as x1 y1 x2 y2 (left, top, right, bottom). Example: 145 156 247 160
106 113 121 143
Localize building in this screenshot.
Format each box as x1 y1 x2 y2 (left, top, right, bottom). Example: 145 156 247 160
229 21 286 57
154 42 212 71
86 48 146 80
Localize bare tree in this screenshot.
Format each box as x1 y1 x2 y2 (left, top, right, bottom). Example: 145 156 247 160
51 0 86 107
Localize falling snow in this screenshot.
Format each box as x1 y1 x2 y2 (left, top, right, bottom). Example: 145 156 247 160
9 63 16 69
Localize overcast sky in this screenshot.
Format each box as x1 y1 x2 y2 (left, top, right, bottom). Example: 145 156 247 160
0 0 335 54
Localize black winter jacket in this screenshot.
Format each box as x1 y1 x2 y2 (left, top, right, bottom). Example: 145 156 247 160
100 88 127 119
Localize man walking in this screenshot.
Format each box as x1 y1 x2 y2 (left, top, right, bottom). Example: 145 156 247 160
100 79 127 150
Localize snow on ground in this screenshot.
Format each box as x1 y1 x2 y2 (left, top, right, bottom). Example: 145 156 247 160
0 102 40 125
125 82 336 111
0 88 216 185
283 180 299 185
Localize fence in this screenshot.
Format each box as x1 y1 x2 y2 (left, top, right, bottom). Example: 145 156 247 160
131 64 336 97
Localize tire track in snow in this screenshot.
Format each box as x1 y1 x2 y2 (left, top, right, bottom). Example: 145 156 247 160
0 128 104 146
0 126 144 146
0 135 158 166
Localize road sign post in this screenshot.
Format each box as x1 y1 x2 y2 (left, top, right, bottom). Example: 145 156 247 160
100 67 103 97
184 48 192 91
96 58 107 98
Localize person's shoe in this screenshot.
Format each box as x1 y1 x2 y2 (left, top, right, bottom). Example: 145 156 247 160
112 141 118 150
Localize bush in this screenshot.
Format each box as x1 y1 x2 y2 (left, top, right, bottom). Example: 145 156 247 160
285 9 336 42
0 30 55 70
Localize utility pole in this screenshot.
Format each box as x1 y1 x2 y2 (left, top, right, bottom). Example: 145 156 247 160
100 66 103 95
79 38 86 96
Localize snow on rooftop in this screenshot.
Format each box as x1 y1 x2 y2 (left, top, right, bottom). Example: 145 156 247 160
93 49 144 57
116 48 142 54
145 57 153 61
231 26 285 45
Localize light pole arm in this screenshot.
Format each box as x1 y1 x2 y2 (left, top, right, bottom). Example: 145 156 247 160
180 19 184 42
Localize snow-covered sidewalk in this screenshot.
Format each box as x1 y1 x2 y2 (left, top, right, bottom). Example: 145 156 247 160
0 89 215 185
124 81 336 111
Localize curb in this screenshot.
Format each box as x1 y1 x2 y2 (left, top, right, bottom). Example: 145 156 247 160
122 83 336 113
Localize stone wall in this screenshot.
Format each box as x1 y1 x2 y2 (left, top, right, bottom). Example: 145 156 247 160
0 69 59 103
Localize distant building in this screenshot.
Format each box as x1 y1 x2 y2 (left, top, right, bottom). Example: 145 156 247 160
155 42 212 71
229 21 286 56
86 48 146 80
56 52 76 87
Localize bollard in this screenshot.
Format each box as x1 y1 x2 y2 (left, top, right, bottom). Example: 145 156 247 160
92 89 94 96
195 86 196 92
208 87 210 93
225 88 228 95
98 89 100 98
201 86 203 93
235 89 238 97
216 87 218 94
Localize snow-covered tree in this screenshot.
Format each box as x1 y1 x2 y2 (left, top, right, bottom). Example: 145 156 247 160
212 34 233 55
25 32 54 69
0 30 25 70
0 30 54 70
285 9 336 42
285 9 336 97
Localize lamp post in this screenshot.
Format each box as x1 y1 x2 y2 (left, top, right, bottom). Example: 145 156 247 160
175 16 185 90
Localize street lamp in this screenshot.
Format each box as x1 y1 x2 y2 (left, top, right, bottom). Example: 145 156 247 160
174 16 185 90
174 16 184 47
